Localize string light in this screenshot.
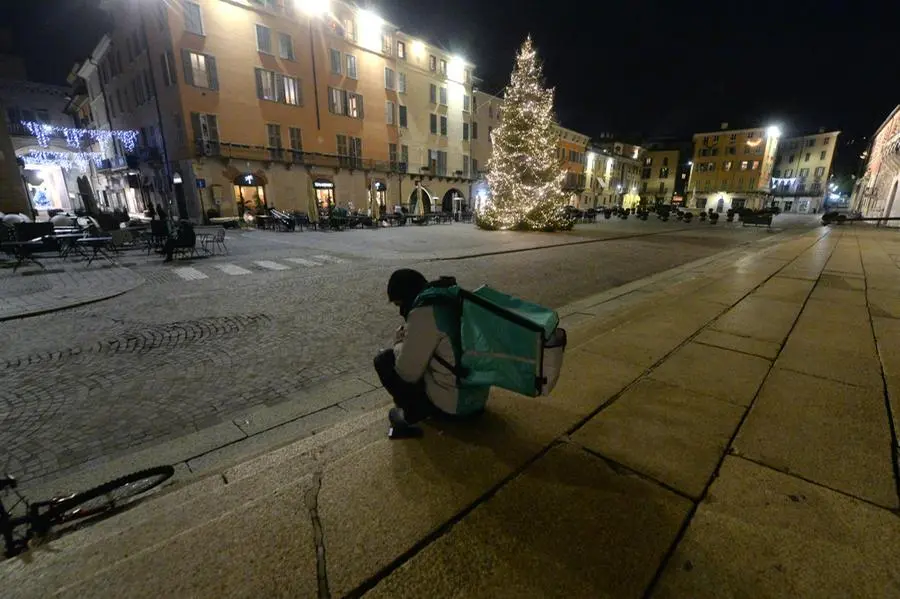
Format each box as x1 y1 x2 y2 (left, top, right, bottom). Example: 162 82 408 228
21 150 104 171
476 37 571 232
19 121 139 153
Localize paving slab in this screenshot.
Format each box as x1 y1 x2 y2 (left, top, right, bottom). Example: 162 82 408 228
817 272 865 290
47 477 319 599
808 285 867 307
652 456 900 599
868 289 900 319
572 378 745 499
693 329 781 359
365 444 692 599
776 336 882 389
734 368 897 509
709 296 804 344
752 276 815 303
649 342 772 407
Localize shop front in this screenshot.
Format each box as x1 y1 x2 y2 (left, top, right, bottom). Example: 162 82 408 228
233 172 268 219
314 178 335 212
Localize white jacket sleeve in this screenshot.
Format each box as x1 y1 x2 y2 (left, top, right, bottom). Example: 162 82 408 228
393 307 440 383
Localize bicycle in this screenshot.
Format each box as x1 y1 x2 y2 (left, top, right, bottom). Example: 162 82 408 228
0 465 175 558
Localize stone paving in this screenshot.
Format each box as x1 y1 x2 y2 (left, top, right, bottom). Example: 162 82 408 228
1 218 807 488
3 224 898 598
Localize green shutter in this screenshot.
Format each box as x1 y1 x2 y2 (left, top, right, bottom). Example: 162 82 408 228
190 112 202 150
207 55 218 90
182 49 194 86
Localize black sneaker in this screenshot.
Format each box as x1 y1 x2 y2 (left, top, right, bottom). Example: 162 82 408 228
388 408 423 440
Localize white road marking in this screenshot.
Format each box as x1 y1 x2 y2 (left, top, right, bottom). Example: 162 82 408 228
215 263 252 275
313 254 345 263
284 258 323 267
255 260 290 271
173 267 208 281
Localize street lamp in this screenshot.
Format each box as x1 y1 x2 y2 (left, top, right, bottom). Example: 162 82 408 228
298 0 329 16
766 125 782 139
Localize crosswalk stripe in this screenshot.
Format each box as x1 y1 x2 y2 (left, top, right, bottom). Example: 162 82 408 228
284 257 322 267
173 266 208 281
313 254 345 263
255 260 290 271
215 263 252 276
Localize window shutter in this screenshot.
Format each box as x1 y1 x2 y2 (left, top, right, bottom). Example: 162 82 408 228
255 69 264 99
275 74 285 102
182 49 194 86
190 112 202 146
207 56 218 90
357 94 364 119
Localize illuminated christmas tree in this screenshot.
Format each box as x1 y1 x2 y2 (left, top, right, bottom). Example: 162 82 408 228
477 36 570 231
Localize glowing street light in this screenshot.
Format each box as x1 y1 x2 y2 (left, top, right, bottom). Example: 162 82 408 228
297 0 329 16
766 125 782 139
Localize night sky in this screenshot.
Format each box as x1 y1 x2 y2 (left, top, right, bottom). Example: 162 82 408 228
5 0 898 173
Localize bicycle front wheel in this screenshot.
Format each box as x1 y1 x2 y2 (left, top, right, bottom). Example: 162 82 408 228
52 465 175 524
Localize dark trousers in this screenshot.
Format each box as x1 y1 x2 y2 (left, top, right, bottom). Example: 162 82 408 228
373 349 437 424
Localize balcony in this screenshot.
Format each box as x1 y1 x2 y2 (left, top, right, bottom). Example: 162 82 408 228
96 155 139 172
197 140 474 179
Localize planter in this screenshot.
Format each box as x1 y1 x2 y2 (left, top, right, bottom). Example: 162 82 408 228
709 213 720 224
699 212 707 221
683 212 694 223
604 211 612 219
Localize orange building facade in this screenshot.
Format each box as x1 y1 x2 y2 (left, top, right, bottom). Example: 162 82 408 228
96 0 476 220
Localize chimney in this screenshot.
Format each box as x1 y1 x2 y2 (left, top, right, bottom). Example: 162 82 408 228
721 122 729 130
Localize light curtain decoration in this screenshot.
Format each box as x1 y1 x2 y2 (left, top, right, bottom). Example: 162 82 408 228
21 121 139 153
21 150 104 172
477 36 570 231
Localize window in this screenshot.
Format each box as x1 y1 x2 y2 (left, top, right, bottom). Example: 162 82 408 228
641 167 651 179
191 112 219 150
385 100 395 125
814 166 825 177
289 127 302 152
804 153 811 162
328 87 344 114
439 59 447 76
161 51 176 86
346 54 358 79
439 87 447 106
401 144 408 168
336 135 362 167
430 149 447 175
711 148 719 156
397 41 406 59
659 167 669 178
329 49 341 75
789 154 795 163
784 169 793 178
463 154 470 177
463 122 469 141
463 95 470 112
658 182 665 194
346 92 363 118
384 67 395 90
824 137 831 145
278 33 295 60
727 146 736 155
812 182 821 193
430 113 437 134
662 157 669 167
398 72 406 93
183 50 218 89
729 134 737 143
337 133 347 159
751 161 760 170
700 149 709 157
382 34 392 55
256 24 272 53
773 169 781 178
472 122 478 139
806 139 815 147
644 157 652 166
740 161 749 170
184 1 204 35
429 55 437 71
256 69 301 105
343 18 356 42
820 151 826 160
398 105 407 128
389 143 398 169
748 132 756 139
799 168 809 177
471 157 478 174
267 123 282 150
429 84 436 104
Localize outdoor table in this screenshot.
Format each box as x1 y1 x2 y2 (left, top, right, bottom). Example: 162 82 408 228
73 237 114 266
51 233 86 259
1 240 45 272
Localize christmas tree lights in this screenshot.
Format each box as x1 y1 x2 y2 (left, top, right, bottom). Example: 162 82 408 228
21 150 104 171
477 37 571 232
20 121 139 153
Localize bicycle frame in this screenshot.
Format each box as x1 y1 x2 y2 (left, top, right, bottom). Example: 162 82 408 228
0 490 71 557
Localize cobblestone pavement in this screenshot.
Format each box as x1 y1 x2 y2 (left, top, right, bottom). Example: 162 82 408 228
1 218 819 483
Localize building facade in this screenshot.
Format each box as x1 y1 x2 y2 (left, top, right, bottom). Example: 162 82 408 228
557 126 588 207
771 130 839 213
640 149 680 206
88 0 477 221
854 105 900 223
592 139 644 208
686 124 779 212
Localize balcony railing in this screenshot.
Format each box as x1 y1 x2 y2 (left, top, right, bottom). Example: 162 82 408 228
196 140 475 179
96 155 138 172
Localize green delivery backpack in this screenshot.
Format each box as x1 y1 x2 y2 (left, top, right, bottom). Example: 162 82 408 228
414 277 567 397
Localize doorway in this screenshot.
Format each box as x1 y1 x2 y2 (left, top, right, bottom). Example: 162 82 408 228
233 173 267 218
314 178 335 211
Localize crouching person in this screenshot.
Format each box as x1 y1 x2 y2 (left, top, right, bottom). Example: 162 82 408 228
374 269 488 439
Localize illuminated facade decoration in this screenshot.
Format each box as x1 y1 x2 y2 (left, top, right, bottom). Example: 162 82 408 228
853 105 900 224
